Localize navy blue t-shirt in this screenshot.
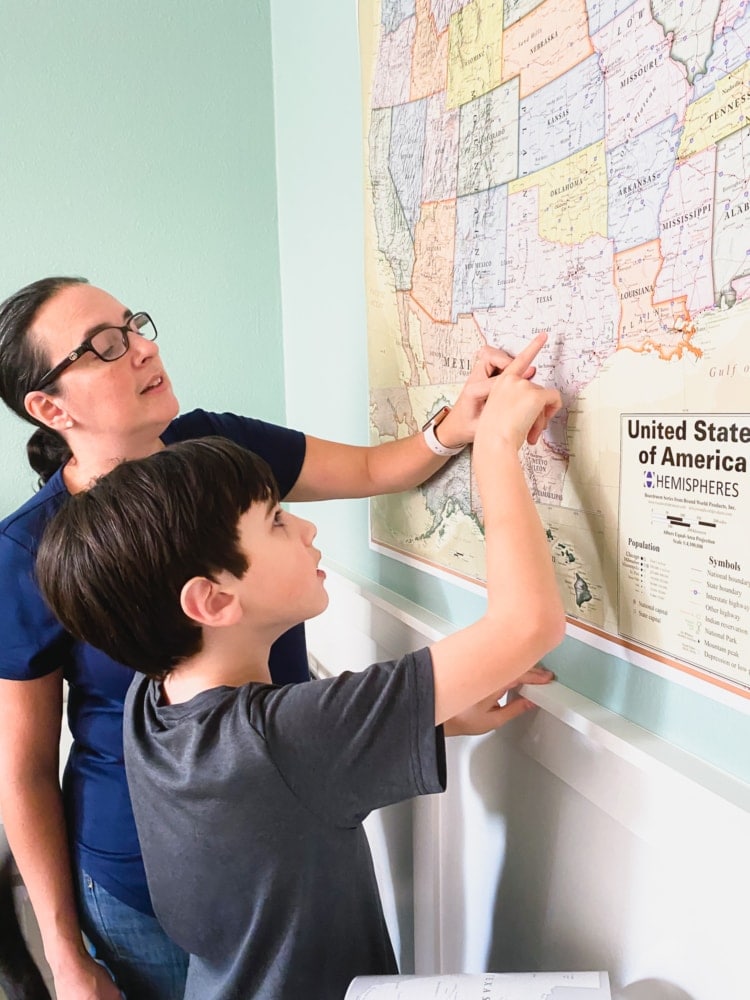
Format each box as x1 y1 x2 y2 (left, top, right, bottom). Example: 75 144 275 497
0 410 307 913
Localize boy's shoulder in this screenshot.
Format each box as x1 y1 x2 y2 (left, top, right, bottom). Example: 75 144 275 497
124 649 440 789
126 648 435 716
124 674 243 726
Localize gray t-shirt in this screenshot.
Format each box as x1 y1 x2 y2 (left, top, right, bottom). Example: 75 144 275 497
124 648 445 1000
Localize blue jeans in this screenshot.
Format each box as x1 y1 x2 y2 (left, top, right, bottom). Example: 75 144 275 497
76 869 188 1000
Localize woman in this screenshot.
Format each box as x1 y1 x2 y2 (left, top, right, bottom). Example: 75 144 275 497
0 276 524 999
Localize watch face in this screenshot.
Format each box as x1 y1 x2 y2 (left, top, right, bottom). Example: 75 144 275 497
422 405 451 432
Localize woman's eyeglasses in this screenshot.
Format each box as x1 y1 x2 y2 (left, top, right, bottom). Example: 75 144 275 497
33 312 158 391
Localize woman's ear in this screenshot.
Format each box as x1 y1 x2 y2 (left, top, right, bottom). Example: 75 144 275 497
180 576 242 628
24 390 71 433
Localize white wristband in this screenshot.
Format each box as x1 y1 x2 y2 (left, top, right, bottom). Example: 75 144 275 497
423 423 466 457
421 406 467 457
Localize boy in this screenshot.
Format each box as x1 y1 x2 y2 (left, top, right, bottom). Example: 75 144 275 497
36 334 565 1000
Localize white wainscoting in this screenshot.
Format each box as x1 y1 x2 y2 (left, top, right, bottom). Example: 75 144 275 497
306 567 750 1000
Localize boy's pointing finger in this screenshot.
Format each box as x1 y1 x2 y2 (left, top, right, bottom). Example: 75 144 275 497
504 331 548 378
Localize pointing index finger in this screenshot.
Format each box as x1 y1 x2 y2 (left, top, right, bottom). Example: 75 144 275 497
505 332 548 377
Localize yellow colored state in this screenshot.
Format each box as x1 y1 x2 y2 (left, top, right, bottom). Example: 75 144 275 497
509 141 608 244
446 0 504 109
678 59 750 159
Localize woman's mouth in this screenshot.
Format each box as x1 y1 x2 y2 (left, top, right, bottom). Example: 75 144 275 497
141 375 164 395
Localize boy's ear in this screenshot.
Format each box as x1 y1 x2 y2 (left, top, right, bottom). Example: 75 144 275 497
180 576 241 628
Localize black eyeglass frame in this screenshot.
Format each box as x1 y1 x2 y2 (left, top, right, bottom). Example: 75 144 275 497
32 312 158 392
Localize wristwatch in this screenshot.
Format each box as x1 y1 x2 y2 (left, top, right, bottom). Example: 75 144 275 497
421 406 466 457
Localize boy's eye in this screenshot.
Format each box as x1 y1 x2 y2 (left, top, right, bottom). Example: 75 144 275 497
273 509 285 526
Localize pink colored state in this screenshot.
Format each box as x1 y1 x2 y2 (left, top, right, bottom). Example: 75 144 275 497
473 186 619 459
411 0 449 101
593 0 690 148
372 16 415 109
411 199 457 324
502 0 593 98
422 92 460 202
654 147 716 316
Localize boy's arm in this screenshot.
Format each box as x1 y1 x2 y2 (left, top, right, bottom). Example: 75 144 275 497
286 345 536 502
430 334 567 726
443 665 554 737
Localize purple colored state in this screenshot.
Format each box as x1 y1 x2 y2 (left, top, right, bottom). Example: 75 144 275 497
694 6 750 99
381 0 416 33
452 185 508 320
369 108 415 291
585 0 639 34
519 54 605 177
606 115 680 252
390 99 428 238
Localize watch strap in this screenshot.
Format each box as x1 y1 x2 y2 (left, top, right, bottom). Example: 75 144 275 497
421 407 466 457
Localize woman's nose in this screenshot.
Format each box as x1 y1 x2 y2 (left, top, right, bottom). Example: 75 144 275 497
130 334 159 363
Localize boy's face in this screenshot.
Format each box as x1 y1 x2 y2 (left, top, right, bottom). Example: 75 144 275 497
231 501 329 633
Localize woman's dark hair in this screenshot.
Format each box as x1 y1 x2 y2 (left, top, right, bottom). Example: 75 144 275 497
36 437 280 679
0 276 89 485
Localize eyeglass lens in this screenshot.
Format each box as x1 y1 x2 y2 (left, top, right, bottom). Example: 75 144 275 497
90 314 156 362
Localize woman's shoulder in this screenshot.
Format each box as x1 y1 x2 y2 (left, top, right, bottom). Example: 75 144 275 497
164 409 302 447
163 410 306 496
162 408 252 443
0 470 68 556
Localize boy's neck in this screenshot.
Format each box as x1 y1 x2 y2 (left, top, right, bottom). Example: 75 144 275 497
160 636 274 705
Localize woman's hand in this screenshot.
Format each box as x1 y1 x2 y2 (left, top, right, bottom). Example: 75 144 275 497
434 342 542 450
473 333 562 456
52 949 122 1000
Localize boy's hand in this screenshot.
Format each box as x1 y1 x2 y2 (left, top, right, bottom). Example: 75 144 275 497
474 333 562 454
429 343 539 450
443 665 555 736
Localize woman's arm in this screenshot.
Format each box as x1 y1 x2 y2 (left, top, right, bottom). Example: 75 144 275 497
286 431 448 501
0 671 120 1000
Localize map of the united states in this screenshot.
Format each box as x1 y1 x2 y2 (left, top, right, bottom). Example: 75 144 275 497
362 0 750 694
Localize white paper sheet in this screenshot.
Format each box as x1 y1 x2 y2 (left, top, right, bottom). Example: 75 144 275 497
344 971 611 1000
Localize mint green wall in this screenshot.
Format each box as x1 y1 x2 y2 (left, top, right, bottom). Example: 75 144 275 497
271 3 749 782
0 0 284 513
1 1 744 781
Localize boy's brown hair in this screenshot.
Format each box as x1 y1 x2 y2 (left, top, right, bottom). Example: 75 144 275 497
36 437 279 678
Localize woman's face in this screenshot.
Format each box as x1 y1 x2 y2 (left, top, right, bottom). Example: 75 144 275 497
30 283 179 441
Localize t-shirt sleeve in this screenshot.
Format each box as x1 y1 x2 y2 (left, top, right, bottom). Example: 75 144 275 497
248 648 446 828
0 533 70 680
164 409 306 499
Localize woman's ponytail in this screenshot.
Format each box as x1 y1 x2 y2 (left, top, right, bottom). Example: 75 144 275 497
26 427 73 485
0 276 87 485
